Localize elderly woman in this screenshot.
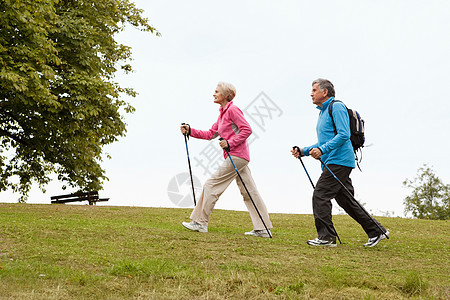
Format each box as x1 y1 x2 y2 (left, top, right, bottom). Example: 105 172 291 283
180 82 273 237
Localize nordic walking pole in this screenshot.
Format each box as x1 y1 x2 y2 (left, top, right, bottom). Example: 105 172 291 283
292 146 342 244
181 123 196 206
293 146 315 189
220 138 272 239
318 158 389 240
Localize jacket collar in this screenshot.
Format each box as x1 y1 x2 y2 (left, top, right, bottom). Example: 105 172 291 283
220 101 233 114
316 97 335 112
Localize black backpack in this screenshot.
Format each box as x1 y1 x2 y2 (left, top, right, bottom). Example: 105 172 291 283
328 100 365 170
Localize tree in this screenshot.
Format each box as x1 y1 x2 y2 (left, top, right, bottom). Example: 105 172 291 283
0 0 160 201
403 165 450 220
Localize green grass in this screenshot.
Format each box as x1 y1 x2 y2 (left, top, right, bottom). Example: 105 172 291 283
0 203 448 299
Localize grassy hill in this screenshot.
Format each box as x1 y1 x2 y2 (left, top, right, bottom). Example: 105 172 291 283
0 203 448 299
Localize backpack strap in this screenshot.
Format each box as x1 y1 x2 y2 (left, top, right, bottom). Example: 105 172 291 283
328 99 342 136
328 99 362 171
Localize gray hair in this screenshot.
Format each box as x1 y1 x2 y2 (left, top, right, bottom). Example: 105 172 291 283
312 78 335 98
217 82 236 102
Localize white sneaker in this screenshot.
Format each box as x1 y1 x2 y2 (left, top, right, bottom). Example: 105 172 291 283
244 229 271 238
182 221 208 233
306 238 337 247
364 231 389 247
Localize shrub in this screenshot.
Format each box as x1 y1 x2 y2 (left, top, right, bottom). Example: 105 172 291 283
403 165 450 220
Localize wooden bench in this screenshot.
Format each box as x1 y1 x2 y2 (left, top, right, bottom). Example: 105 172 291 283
51 191 109 205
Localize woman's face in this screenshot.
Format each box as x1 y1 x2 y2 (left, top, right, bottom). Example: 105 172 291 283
213 86 227 105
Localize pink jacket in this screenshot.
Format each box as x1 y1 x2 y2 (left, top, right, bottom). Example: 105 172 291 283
190 101 252 161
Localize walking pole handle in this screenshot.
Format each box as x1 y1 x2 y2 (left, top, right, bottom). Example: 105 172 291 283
292 146 302 157
181 123 190 139
219 137 230 152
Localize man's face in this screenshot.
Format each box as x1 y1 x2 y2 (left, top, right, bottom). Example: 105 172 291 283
311 83 328 107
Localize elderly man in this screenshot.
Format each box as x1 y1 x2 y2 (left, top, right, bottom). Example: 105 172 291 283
292 78 389 247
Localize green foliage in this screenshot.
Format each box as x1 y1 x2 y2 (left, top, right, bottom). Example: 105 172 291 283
403 165 450 220
0 0 160 201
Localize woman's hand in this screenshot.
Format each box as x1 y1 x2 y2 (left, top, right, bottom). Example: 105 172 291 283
219 139 229 149
180 124 190 135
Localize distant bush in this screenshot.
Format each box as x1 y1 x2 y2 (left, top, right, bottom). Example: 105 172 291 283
403 165 450 220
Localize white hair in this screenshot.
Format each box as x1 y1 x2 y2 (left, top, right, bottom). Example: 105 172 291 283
217 82 236 102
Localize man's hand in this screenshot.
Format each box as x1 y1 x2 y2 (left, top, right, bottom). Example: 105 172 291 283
180 124 189 135
219 139 229 149
310 148 322 159
291 147 302 158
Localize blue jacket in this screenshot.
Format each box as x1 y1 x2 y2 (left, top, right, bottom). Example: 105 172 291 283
302 97 355 168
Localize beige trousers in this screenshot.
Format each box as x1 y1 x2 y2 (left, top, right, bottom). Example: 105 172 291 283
190 156 273 230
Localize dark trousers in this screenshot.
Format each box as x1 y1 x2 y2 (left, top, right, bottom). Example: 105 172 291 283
313 164 386 242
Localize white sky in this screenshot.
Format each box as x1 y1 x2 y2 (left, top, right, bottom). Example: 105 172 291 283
2 0 449 217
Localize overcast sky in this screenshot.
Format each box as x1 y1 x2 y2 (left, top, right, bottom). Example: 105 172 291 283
2 0 449 218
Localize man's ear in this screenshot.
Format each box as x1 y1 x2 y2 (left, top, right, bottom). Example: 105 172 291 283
324 89 329 97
